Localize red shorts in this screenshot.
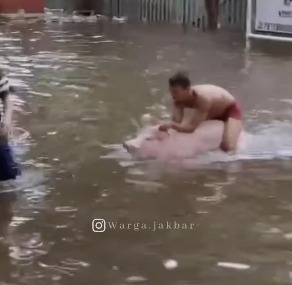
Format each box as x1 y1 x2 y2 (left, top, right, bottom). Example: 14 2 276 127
214 102 242 122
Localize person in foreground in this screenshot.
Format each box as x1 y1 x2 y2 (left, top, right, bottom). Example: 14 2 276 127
0 70 19 181
159 72 242 152
0 70 14 136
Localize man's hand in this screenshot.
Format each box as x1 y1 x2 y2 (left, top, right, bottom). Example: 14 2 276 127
158 122 173 132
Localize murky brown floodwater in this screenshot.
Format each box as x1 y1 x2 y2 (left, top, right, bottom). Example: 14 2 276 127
1 21 292 285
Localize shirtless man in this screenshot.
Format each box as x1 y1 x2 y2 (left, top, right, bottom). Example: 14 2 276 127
159 72 242 152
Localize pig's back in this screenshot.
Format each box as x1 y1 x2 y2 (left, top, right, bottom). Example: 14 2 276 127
194 120 224 144
167 121 224 157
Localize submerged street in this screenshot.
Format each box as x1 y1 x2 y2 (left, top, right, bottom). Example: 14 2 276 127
1 21 292 284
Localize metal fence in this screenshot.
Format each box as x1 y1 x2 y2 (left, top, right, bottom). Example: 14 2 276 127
103 0 247 29
219 0 247 30
45 0 247 30
103 0 206 24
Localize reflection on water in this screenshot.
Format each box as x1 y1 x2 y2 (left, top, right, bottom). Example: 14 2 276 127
1 22 292 284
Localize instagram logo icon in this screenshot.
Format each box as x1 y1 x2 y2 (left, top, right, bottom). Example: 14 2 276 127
92 219 106 232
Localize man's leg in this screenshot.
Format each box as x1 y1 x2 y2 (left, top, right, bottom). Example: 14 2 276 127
213 0 219 28
220 118 242 152
204 0 219 30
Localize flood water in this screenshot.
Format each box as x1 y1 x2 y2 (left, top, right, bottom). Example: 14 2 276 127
1 21 292 285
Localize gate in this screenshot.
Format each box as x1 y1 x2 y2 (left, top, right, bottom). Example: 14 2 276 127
102 0 247 30
45 0 247 30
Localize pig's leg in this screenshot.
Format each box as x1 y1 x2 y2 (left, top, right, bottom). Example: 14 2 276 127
220 118 242 152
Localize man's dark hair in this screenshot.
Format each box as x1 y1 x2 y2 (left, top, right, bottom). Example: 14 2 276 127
169 72 191 89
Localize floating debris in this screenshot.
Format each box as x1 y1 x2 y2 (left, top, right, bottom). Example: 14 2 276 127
284 233 292 240
29 91 52 97
72 10 97 23
112 16 128 23
125 178 165 189
54 39 73 43
163 259 178 270
92 35 104 39
0 37 21 42
63 85 90 92
55 206 78 213
217 262 251 270
44 8 64 24
93 40 115 44
125 276 148 283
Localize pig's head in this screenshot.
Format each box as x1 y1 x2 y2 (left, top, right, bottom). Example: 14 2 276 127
123 125 169 159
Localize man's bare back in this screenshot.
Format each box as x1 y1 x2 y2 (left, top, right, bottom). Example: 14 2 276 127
191 84 235 120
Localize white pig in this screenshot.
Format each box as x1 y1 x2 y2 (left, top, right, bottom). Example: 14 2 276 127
123 120 248 160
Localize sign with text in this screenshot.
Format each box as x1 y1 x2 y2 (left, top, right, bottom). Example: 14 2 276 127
255 0 292 34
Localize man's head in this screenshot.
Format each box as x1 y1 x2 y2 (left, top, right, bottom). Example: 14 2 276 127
169 72 192 103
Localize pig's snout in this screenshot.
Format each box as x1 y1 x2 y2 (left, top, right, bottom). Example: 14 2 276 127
123 141 138 153
123 142 130 152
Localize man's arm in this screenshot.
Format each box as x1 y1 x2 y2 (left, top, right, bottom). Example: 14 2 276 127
171 103 183 123
170 110 208 133
170 98 209 133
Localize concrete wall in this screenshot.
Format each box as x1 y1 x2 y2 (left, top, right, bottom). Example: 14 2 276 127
0 0 45 14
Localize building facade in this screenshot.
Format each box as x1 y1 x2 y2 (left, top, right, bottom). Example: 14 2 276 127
0 0 45 14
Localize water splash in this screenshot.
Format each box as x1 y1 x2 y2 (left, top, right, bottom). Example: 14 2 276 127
103 121 292 177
